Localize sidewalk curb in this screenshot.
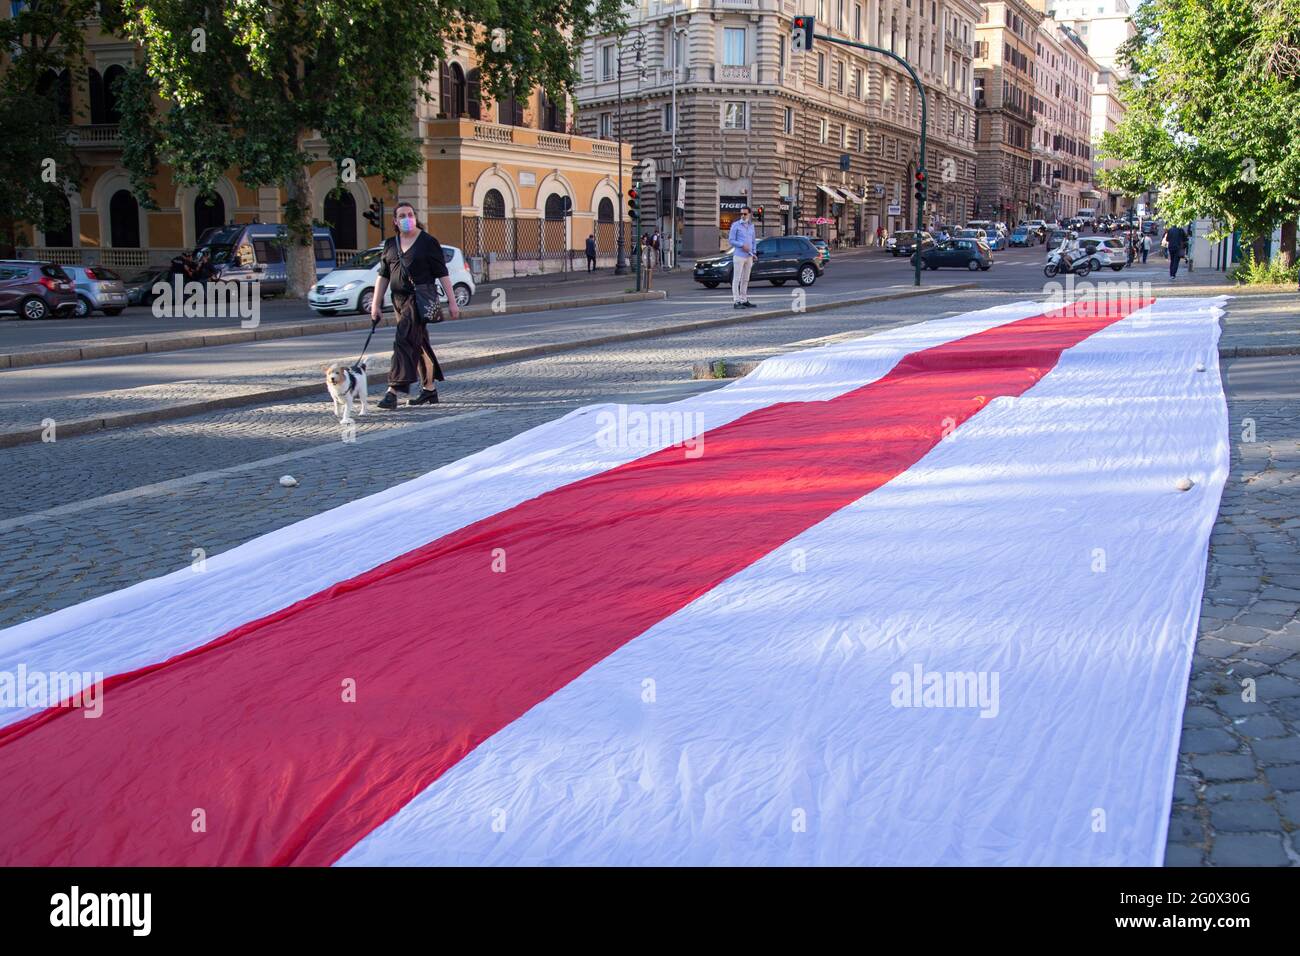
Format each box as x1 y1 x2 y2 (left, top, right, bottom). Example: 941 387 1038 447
0 290 669 371
0 283 969 448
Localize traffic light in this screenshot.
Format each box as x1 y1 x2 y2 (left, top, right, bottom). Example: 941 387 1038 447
914 170 927 209
754 206 764 223
792 15 815 51
363 199 385 238
627 187 639 222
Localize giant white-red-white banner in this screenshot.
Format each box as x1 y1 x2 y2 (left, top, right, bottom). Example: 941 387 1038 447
0 296 1229 866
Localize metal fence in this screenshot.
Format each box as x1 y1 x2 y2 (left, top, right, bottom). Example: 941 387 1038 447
462 217 632 261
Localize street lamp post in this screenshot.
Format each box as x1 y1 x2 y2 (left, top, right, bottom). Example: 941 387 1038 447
613 29 646 277
805 29 926 287
667 14 684 271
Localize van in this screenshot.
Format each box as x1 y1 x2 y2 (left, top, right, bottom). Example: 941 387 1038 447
196 223 337 295
1076 208 1096 222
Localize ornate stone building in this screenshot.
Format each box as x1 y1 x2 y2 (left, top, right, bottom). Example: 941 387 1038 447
972 0 1042 223
574 0 981 260
1028 18 1097 219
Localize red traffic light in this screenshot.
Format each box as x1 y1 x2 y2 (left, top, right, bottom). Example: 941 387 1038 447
794 16 805 26
628 188 638 199
915 171 926 183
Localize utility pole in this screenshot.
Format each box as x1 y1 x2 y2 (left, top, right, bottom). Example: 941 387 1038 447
793 17 927 286
668 11 682 271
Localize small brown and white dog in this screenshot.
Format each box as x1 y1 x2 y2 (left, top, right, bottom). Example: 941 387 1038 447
324 356 368 423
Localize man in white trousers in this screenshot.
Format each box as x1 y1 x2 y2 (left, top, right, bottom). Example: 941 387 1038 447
728 206 757 308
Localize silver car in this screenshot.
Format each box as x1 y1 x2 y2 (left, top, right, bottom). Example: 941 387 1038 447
62 265 129 316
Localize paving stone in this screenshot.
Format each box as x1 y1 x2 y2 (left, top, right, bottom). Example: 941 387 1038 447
1179 728 1240 753
1275 791 1300 824
1204 781 1273 802
1172 776 1198 806
1232 715 1289 738
1241 645 1296 664
1235 613 1292 630
1213 693 1270 717
1163 844 1203 867
1250 737 1300 763
1181 706 1224 728
1263 764 1300 791
1208 833 1290 866
1213 624 1271 643
1209 801 1282 832
1167 811 1204 843
1255 674 1300 699
1191 754 1258 782
1195 639 1238 659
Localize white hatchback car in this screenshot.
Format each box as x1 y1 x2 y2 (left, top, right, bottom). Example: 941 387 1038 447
308 244 475 315
1081 237 1130 272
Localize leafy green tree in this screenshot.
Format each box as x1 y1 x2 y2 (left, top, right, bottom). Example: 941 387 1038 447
0 1 97 248
1098 0 1300 265
107 0 627 295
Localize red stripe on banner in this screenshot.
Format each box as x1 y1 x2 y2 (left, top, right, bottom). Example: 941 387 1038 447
0 299 1150 865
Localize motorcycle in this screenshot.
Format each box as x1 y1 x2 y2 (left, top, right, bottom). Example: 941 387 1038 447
1044 245 1094 279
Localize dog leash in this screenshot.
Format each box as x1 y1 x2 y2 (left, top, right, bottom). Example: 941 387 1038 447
351 317 379 371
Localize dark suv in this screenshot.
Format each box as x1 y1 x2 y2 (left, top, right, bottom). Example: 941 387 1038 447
694 236 824 288
0 260 78 320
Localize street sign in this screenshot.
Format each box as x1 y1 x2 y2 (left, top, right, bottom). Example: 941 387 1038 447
887 202 901 216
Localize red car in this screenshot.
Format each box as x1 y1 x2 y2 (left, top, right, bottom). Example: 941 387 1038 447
0 260 79 320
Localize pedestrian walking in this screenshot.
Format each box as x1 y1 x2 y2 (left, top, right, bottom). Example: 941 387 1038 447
727 206 756 308
585 233 597 272
1163 224 1188 279
641 233 655 291
1141 233 1150 264
372 201 459 409
875 225 884 247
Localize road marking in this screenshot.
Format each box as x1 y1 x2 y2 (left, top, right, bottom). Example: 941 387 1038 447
0 409 495 534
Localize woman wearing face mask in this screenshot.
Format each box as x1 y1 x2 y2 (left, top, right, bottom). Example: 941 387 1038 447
371 201 460 408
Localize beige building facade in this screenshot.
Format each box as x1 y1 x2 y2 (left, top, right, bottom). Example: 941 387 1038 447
1028 17 1097 219
973 0 1042 223
11 13 630 278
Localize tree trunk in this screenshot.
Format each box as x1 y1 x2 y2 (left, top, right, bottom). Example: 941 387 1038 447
1252 235 1269 264
1280 219 1297 269
281 154 317 299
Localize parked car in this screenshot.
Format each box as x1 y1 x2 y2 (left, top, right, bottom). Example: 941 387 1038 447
124 267 173 306
1009 225 1036 247
693 236 824 288
0 259 78 320
61 264 128 316
916 238 993 271
807 237 831 264
308 244 476 315
889 230 935 257
1079 237 1130 272
197 223 337 295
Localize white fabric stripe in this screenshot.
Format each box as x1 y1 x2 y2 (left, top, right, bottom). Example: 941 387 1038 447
0 302 1046 730
339 296 1229 866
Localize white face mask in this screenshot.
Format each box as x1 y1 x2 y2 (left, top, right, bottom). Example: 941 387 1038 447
396 216 416 233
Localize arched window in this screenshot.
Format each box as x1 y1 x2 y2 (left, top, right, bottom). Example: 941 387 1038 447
322 190 357 248
483 189 506 218
43 194 74 247
103 64 126 124
194 191 226 243
37 69 73 124
88 67 106 124
544 194 566 220
539 90 566 132
597 197 614 222
108 189 140 248
449 63 466 116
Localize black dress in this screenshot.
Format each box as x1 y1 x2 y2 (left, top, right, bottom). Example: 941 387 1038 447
377 230 448 390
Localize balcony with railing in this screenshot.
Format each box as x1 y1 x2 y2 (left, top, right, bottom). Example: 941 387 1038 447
64 124 123 148
426 117 631 162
